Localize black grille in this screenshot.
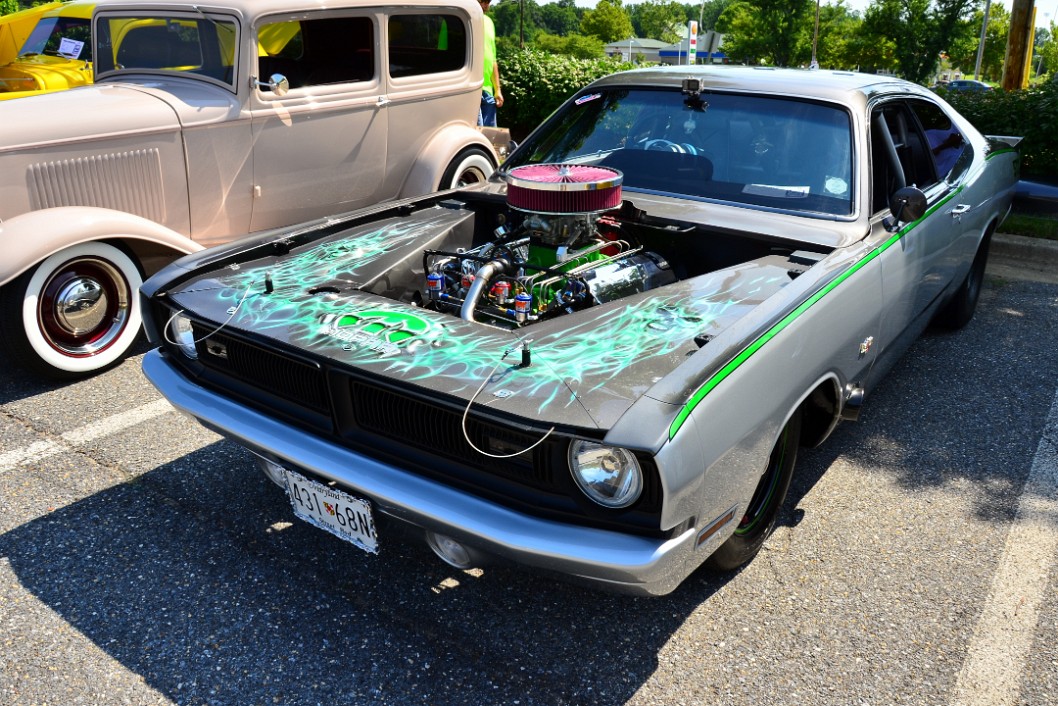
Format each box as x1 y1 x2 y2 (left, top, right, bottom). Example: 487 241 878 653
193 328 329 414
349 381 552 487
172 323 663 533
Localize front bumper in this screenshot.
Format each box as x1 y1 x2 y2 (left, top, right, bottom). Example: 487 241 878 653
143 349 700 596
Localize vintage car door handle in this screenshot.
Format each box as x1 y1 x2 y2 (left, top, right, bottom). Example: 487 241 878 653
376 96 390 108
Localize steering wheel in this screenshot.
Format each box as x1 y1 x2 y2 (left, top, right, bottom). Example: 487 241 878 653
643 139 686 153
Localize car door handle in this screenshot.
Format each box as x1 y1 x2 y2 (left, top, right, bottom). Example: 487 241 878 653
949 204 971 216
376 96 390 107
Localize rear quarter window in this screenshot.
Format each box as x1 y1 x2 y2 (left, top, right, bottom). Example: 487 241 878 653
388 14 467 78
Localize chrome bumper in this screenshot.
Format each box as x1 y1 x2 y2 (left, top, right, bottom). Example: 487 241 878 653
142 349 699 596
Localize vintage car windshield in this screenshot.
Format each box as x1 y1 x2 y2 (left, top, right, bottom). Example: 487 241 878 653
94 14 237 87
20 16 92 61
506 88 854 217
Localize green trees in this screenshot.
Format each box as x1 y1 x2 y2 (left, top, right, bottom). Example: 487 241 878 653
581 0 635 43
1035 22 1058 77
630 0 687 44
539 0 581 36
486 0 1036 85
861 0 978 85
715 0 815 67
946 4 1010 82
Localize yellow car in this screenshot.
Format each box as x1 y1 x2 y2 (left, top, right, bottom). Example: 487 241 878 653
0 0 94 100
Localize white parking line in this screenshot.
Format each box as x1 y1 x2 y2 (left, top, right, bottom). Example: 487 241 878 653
950 390 1058 706
0 398 174 472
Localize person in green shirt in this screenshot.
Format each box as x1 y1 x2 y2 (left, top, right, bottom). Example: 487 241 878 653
477 0 503 126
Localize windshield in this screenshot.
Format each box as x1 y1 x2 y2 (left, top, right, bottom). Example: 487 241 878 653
94 14 237 87
20 17 92 61
505 87 854 217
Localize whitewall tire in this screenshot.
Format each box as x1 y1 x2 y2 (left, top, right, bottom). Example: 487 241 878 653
440 147 495 190
0 242 143 379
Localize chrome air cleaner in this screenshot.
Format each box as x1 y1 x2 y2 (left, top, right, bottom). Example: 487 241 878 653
505 164 623 214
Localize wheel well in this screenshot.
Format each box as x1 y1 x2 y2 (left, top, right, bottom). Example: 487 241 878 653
799 379 841 449
119 238 187 280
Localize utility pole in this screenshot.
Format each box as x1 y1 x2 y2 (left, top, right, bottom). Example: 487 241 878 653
1002 0 1035 89
973 0 992 79
811 0 821 69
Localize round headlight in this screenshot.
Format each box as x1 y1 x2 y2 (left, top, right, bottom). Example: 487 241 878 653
568 440 643 508
167 312 198 359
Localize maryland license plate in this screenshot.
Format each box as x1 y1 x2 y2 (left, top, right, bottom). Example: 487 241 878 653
284 469 378 554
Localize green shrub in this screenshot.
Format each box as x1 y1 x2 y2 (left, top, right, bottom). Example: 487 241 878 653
531 33 607 60
942 82 1058 181
498 47 638 139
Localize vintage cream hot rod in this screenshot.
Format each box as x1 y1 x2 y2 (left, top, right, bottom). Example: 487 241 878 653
0 0 496 378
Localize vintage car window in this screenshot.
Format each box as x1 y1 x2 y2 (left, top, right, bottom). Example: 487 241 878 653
257 17 375 89
504 88 854 217
388 15 467 78
907 99 971 182
21 15 93 61
95 15 237 87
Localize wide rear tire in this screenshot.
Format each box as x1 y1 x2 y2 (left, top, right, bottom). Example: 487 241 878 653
933 231 991 330
0 242 143 379
707 410 801 572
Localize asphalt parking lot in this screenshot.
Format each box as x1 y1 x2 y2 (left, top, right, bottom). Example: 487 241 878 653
1 247 1056 706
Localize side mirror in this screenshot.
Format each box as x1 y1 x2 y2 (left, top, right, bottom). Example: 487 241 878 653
254 73 289 97
884 186 927 232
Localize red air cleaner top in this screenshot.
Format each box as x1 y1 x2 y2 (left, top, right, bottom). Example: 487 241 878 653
505 164 623 214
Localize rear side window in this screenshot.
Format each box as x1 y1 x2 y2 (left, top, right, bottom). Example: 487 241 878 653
388 14 467 78
257 17 376 90
907 99 969 182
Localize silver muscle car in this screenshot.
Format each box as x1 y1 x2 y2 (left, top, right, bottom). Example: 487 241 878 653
140 66 1019 595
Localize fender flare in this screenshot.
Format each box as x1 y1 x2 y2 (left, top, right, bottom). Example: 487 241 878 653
398 124 498 198
0 206 199 287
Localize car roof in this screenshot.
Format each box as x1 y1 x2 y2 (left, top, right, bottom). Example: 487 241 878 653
90 0 480 18
585 65 931 108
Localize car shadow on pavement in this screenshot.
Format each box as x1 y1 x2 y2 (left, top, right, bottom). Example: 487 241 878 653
0 338 153 405
784 278 1058 530
0 440 735 705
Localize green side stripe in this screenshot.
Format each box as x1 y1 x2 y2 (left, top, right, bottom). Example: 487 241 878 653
667 187 963 440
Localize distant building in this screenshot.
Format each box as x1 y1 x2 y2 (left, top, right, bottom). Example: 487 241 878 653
659 30 727 65
603 37 668 63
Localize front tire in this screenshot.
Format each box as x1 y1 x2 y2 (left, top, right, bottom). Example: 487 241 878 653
439 147 495 190
0 242 143 379
707 410 801 572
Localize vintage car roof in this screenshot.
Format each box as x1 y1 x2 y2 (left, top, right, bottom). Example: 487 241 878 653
47 0 97 20
89 0 481 18
585 64 933 111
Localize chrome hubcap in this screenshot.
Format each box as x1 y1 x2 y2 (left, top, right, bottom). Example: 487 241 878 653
55 277 108 335
40 258 131 356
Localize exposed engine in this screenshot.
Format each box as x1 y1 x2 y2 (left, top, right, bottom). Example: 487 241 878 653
422 164 675 328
